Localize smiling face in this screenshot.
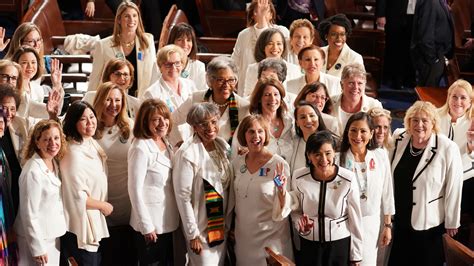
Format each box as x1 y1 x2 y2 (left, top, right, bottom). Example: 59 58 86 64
327 25 347 51
264 33 284 59
0 65 19 88
76 108 97 139
305 87 328 112
18 52 37 81
109 66 132 91
448 86 471 119
119 7 139 33
103 88 123 121
300 49 324 75
372 115 390 147
341 75 365 103
409 111 433 145
308 142 335 175
290 26 313 54
159 52 182 81
210 68 236 103
261 85 281 115
296 105 319 137
1 96 16 123
193 115 220 145
22 30 43 54
245 120 267 152
36 126 61 160
348 119 373 153
148 110 170 140
174 34 193 57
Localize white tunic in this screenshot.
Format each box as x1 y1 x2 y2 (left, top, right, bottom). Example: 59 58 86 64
232 24 290 96
96 123 133 226
232 154 293 266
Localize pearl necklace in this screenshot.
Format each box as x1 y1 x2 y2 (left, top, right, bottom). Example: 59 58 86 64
409 140 425 156
210 97 228 108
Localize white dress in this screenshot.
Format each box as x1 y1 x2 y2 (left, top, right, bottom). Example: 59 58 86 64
232 154 293 266
96 123 133 226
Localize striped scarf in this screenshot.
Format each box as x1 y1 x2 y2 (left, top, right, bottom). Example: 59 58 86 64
203 180 225 247
0 149 17 264
203 89 239 144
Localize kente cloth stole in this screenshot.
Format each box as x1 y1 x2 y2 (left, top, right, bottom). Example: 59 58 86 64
203 179 225 247
203 89 239 144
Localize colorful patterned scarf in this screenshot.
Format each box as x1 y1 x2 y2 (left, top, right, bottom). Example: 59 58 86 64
203 180 225 247
0 149 17 265
203 89 239 144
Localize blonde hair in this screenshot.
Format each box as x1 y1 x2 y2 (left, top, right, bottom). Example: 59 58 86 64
112 1 149 50
439 79 472 116
23 119 67 161
156 44 185 67
92 82 131 140
367 107 393 148
404 101 440 134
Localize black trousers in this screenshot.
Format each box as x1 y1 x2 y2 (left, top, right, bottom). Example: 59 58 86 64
99 225 137 266
389 223 445 266
61 232 101 266
413 55 446 87
134 231 174 266
299 236 350 266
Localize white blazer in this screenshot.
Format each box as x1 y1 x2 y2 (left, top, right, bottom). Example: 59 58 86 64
184 59 207 91
390 129 463 230
286 73 341 97
83 91 141 120
321 43 364 78
14 153 67 257
88 34 159 98
16 81 48 120
330 94 382 135
337 148 395 217
243 60 302 98
437 111 474 181
128 138 179 235
172 90 250 143
232 24 290 96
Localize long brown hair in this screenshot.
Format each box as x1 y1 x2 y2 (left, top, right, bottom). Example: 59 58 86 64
112 1 149 50
23 119 67 161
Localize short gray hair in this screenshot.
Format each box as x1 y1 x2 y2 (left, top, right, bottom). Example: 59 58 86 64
257 58 287 82
206 56 238 86
341 63 366 81
186 103 221 126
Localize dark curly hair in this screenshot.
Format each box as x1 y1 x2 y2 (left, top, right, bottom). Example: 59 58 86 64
317 14 352 44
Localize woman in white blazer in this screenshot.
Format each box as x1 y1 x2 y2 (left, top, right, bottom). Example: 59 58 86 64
167 23 207 91
388 101 463 266
61 101 112 265
15 120 67 266
173 103 234 266
243 28 301 98
83 59 140 120
128 99 179 265
286 19 315 65
330 63 382 135
318 14 364 78
11 47 63 121
337 112 394 266
232 0 289 95
0 85 28 212
286 45 341 97
172 56 250 145
88 2 158 98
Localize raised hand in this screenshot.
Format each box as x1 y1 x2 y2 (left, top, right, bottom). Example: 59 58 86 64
50 58 63 90
0 27 10 52
85 1 96 18
47 89 61 118
255 0 271 28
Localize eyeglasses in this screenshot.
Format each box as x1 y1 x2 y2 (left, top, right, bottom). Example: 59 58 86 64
0 74 18 83
313 95 328 102
112 71 131 80
22 38 42 46
162 61 182 68
213 77 237 86
328 32 346 39
196 119 219 129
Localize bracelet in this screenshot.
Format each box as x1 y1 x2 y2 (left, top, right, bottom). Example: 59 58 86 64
384 223 393 229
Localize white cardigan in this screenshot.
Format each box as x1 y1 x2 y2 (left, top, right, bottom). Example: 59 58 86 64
14 153 67 257
128 138 179 235
88 34 159 98
390 129 463 230
60 139 109 252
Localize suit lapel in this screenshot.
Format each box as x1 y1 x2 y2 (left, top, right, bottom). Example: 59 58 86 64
413 134 438 183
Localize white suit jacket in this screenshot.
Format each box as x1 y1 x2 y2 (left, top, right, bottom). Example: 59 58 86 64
88 34 159 98
232 24 290 95
128 138 179 235
321 43 364 78
390 129 463 230
14 153 67 256
286 72 341 97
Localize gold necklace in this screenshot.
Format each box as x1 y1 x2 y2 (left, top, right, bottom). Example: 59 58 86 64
122 40 135 48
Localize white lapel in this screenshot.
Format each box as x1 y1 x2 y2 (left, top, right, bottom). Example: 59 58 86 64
412 134 438 183
144 138 172 169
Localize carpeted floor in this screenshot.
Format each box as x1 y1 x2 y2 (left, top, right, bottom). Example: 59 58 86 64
377 85 419 130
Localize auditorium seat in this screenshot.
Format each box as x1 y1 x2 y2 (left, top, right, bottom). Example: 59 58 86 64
442 233 474 266
265 247 295 266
